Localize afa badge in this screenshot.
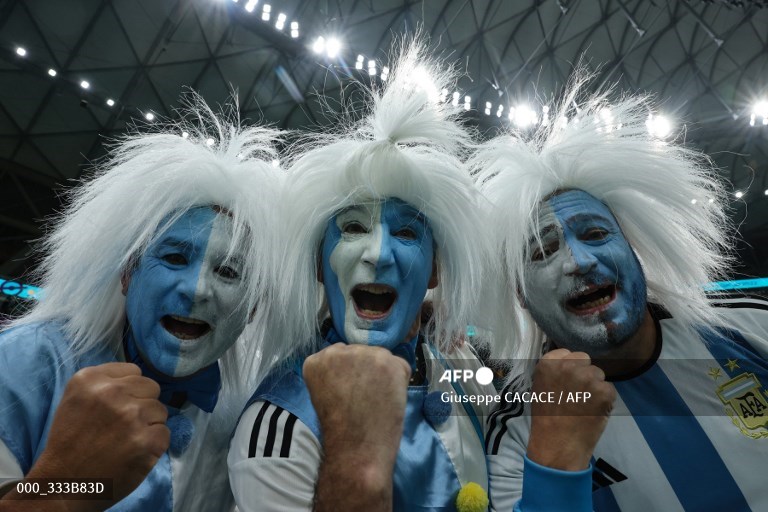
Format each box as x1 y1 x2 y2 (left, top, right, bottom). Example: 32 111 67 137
716 372 768 439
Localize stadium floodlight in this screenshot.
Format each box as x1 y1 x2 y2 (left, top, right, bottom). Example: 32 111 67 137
513 104 537 128
646 113 672 138
145 112 155 121
106 98 115 107
381 66 390 82
325 38 341 58
750 100 768 127
48 68 57 77
485 102 492 116
735 190 744 199
80 80 90 89
16 47 26 57
206 138 215 146
355 55 364 70
182 131 189 138
452 91 460 107
312 36 325 54
464 96 471 111
275 13 286 30
244 0 258 12
368 60 377 76
290 21 299 38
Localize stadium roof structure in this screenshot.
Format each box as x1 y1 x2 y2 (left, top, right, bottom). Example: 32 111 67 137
1 0 767 284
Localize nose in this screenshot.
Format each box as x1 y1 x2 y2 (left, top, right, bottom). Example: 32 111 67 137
176 264 212 306
562 242 598 276
361 224 395 270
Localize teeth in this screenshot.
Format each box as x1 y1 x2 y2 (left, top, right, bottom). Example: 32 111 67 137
357 284 392 294
359 308 383 316
170 315 207 325
575 294 612 310
172 332 202 340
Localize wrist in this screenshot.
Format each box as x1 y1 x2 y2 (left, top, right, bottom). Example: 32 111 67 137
527 433 592 471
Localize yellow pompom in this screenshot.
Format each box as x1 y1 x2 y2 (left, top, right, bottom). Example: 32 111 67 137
456 482 489 512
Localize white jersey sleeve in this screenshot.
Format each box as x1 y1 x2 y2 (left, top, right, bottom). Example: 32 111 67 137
228 400 321 512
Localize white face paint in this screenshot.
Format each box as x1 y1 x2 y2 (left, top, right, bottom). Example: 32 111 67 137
523 190 647 355
321 199 435 349
125 207 250 377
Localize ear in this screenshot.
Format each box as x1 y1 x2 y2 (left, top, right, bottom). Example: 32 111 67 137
428 256 439 289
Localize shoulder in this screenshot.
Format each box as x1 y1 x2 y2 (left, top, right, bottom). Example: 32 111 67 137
228 400 320 511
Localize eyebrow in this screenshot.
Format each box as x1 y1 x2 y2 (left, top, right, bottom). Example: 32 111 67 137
156 237 194 249
563 213 614 226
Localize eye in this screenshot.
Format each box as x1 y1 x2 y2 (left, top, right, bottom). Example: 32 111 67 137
342 222 368 235
394 227 417 240
162 253 187 266
583 228 609 241
531 240 559 262
215 265 241 280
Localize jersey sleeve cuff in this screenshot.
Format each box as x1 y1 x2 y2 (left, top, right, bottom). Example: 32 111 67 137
514 455 592 512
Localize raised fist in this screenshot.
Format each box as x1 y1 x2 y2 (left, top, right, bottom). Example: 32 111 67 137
25 362 170 510
527 349 616 471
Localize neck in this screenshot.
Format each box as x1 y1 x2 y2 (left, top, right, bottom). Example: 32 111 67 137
590 308 657 379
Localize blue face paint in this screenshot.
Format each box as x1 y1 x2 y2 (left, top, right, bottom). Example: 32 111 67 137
523 189 647 355
125 207 249 377
321 198 434 350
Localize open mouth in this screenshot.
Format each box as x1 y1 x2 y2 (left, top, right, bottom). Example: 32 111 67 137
161 315 212 340
565 285 616 315
351 283 397 320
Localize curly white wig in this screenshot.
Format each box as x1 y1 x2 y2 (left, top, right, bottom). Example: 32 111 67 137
268 40 491 364
472 77 733 386
7 94 284 417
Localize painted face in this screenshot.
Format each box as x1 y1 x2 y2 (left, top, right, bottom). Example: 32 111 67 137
523 189 647 355
124 206 249 377
321 198 435 349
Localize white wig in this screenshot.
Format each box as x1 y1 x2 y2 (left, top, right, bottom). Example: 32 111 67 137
472 77 733 386
269 41 490 363
8 94 284 417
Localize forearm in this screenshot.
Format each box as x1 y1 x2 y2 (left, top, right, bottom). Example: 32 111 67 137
313 449 393 512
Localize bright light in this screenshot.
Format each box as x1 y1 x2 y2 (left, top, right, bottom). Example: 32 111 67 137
291 21 299 38
355 55 364 70
368 60 377 76
464 96 471 111
271 159 279 167
513 104 537 128
751 100 768 127
691 199 697 205
496 104 504 118
440 88 449 102
764 189 768 196
262 4 271 20
735 191 744 199
381 66 389 81
80 80 90 89
312 36 325 54
326 38 341 58
145 112 155 121
452 91 460 107
407 65 439 101
708 197 715 203
206 138 215 146
646 114 672 138
182 131 189 138
484 101 492 116
275 13 286 30
15 47 26 57
47 68 57 77
106 98 115 107
244 0 258 12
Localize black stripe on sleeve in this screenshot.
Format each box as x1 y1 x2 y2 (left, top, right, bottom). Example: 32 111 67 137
262 406 285 457
279 413 299 458
248 401 271 458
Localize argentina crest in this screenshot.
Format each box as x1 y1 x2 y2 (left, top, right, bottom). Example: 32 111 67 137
716 372 768 437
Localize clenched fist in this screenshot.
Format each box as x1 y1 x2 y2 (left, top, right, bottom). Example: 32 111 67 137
15 362 170 511
527 349 616 471
305 343 411 512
